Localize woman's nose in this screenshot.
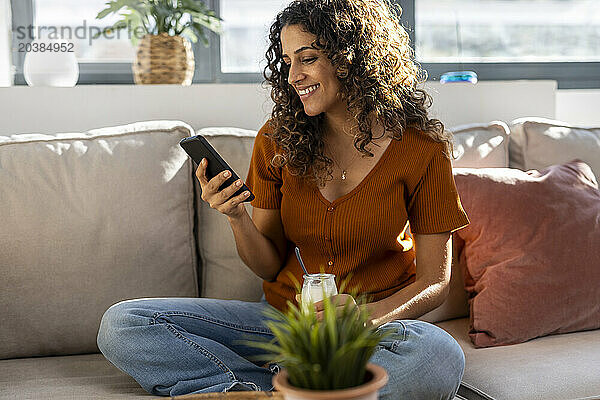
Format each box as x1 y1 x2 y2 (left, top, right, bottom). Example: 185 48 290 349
288 64 305 86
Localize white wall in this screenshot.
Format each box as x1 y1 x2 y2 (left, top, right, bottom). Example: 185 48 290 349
556 90 600 126
424 80 556 127
0 80 597 135
0 84 274 135
0 80 568 136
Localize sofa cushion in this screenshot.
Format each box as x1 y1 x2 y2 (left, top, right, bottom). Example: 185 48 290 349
0 353 463 400
438 318 600 400
509 117 600 177
449 121 510 168
453 160 600 347
0 353 154 399
194 127 263 301
0 121 198 359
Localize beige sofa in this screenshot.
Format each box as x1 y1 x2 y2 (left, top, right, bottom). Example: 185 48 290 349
1 118 599 400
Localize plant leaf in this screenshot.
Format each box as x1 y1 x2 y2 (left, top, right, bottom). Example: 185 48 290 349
95 0 222 42
95 0 129 20
192 12 223 34
185 21 209 46
121 11 147 46
179 26 198 43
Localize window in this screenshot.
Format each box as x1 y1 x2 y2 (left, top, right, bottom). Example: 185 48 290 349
34 0 136 62
213 0 413 82
10 0 600 88
219 0 289 73
11 0 212 84
413 0 600 88
415 0 600 63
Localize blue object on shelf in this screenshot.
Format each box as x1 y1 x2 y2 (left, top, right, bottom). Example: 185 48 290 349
440 71 478 84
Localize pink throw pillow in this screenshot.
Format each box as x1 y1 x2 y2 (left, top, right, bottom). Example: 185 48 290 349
453 160 600 347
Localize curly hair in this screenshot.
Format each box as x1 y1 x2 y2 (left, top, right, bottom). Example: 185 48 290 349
263 0 454 186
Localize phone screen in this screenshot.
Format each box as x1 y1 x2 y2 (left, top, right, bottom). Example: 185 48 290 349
179 135 255 202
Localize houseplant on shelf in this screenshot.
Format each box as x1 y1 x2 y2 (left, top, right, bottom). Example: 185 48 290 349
95 0 222 85
247 286 396 400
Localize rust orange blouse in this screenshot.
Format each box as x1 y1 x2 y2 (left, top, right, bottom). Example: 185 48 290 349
245 121 470 312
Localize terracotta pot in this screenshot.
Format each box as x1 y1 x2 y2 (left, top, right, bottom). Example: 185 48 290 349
132 33 195 85
272 363 388 400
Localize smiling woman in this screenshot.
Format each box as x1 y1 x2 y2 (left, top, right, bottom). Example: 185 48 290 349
96 1 470 399
262 0 456 187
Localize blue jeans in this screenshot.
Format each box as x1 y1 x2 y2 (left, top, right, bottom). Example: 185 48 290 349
97 297 464 399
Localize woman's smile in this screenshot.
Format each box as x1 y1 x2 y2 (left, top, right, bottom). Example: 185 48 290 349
298 83 320 100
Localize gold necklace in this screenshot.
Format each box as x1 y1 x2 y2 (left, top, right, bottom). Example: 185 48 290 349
326 142 360 180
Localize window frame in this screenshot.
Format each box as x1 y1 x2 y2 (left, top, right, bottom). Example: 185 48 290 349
10 0 600 88
408 0 600 90
11 0 215 84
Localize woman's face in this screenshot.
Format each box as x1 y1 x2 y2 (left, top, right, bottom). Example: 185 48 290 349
281 24 344 117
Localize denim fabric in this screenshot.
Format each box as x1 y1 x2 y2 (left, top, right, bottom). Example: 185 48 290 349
97 297 464 399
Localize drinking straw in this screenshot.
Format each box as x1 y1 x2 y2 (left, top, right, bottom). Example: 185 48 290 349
295 246 310 276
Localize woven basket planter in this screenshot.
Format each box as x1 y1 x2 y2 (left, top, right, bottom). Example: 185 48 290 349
132 33 195 85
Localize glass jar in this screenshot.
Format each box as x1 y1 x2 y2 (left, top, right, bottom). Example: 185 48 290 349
300 273 338 308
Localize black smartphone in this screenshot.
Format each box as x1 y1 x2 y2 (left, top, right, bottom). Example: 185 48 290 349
179 135 255 202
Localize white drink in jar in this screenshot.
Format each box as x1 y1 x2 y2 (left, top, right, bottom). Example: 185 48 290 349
301 273 338 309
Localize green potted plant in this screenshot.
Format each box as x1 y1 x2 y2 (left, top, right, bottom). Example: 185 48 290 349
247 286 397 400
95 0 222 85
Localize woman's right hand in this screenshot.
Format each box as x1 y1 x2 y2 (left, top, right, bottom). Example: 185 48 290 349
196 158 250 220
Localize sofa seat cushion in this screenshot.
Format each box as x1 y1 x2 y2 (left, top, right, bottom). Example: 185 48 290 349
0 353 462 400
437 318 600 400
0 353 155 399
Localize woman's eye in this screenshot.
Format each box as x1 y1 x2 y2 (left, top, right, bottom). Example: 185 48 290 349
282 57 316 67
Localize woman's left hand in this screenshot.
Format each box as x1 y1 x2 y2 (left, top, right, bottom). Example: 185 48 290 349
294 294 380 326
313 294 358 321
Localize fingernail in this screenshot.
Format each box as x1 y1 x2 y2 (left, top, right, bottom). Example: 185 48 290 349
244 191 250 196
236 180 242 187
223 171 230 177
201 158 206 165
